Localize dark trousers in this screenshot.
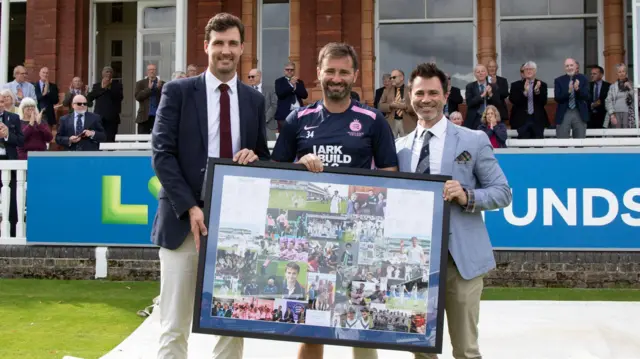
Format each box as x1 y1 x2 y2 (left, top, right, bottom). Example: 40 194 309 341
517 115 544 139
102 120 119 142
0 157 17 238
138 115 156 134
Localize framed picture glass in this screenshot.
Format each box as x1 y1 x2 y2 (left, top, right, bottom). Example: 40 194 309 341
193 159 451 353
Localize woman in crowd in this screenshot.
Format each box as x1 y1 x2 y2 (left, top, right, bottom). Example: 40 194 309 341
0 89 21 117
605 63 636 128
17 98 53 159
478 105 508 148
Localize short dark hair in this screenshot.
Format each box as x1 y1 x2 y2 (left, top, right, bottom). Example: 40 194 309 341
408 62 449 94
285 262 300 274
592 65 604 74
204 13 245 43
317 42 359 71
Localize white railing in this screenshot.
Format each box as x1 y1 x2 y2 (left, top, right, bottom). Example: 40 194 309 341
104 129 640 151
101 140 279 151
113 128 640 145
506 137 640 148
0 160 27 245
506 128 640 138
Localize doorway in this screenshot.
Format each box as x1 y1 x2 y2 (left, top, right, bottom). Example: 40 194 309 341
91 0 176 135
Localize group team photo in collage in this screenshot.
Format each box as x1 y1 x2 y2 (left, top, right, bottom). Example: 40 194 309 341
211 177 434 336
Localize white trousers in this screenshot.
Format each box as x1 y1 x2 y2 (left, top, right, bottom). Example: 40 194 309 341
157 234 244 359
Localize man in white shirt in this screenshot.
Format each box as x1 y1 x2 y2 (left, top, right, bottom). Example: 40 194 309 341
395 62 511 359
151 13 270 359
405 236 425 265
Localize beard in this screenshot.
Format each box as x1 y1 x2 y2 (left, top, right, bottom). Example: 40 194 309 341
323 79 352 101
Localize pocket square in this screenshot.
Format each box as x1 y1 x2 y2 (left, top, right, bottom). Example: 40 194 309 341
455 151 472 163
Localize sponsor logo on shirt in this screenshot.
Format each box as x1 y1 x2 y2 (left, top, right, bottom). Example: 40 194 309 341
312 145 352 167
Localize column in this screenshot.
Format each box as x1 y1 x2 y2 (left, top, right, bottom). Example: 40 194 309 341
176 0 187 73
240 0 257 82
361 0 374 105
312 0 342 101
476 0 496 65
603 0 626 81
289 0 301 72
0 0 10 84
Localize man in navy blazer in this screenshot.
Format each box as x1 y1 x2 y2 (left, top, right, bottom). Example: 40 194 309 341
554 58 591 138
151 13 270 359
55 95 106 151
274 62 308 131
0 100 24 238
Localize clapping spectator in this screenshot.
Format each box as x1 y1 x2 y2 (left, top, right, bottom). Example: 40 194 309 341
478 105 507 148
17 98 53 159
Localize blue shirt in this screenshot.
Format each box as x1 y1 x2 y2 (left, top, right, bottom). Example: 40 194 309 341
272 100 398 169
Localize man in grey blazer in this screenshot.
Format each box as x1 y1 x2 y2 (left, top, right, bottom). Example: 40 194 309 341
395 62 512 359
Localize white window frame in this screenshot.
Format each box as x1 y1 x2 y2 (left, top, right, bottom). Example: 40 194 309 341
374 0 477 89
495 0 604 97
257 0 290 74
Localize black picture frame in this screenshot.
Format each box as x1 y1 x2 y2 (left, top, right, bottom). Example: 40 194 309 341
192 158 451 353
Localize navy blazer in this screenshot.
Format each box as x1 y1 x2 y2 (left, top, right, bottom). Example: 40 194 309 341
0 111 24 159
554 73 591 124
151 73 271 250
34 81 60 126
55 112 106 151
274 76 308 122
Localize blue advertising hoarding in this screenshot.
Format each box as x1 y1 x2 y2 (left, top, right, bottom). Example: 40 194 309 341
26 150 640 249
27 152 158 246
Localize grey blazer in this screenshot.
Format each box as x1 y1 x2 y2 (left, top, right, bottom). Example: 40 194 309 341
396 120 512 280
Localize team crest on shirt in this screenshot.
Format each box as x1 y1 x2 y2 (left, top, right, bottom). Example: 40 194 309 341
348 119 364 137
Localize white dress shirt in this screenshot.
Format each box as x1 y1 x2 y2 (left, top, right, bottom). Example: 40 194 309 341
410 116 447 174
205 70 241 158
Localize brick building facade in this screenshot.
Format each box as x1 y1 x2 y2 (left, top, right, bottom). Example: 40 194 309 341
0 0 634 127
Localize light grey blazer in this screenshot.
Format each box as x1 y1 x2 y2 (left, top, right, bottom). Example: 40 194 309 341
396 120 512 280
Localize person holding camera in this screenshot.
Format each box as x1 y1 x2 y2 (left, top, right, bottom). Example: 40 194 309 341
55 94 106 151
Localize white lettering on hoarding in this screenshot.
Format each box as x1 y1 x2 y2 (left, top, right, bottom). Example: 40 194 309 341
497 188 640 227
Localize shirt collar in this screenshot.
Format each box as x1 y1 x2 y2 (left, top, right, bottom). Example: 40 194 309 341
415 115 447 139
206 69 238 94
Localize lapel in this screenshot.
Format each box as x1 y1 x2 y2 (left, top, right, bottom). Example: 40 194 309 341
398 130 417 172
193 73 209 152
440 121 460 176
236 79 250 148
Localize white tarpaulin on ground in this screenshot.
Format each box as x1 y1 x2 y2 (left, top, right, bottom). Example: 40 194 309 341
97 300 640 359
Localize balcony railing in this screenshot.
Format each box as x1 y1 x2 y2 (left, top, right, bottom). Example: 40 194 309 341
0 160 27 245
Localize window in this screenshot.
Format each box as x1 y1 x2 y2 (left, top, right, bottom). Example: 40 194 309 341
111 2 124 24
376 0 475 90
259 0 290 90
143 6 176 29
497 0 599 96
626 0 634 81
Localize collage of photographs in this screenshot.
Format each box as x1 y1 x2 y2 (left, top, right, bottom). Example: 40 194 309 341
211 177 434 336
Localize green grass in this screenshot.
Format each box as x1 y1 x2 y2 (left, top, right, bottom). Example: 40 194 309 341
268 189 347 213
0 279 638 359
0 279 159 359
482 287 640 301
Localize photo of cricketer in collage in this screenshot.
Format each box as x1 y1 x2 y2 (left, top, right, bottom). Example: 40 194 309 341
211 178 433 335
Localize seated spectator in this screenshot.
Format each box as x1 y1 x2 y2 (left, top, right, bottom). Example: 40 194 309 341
478 105 507 148
17 98 52 159
448 111 463 126
0 89 20 117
